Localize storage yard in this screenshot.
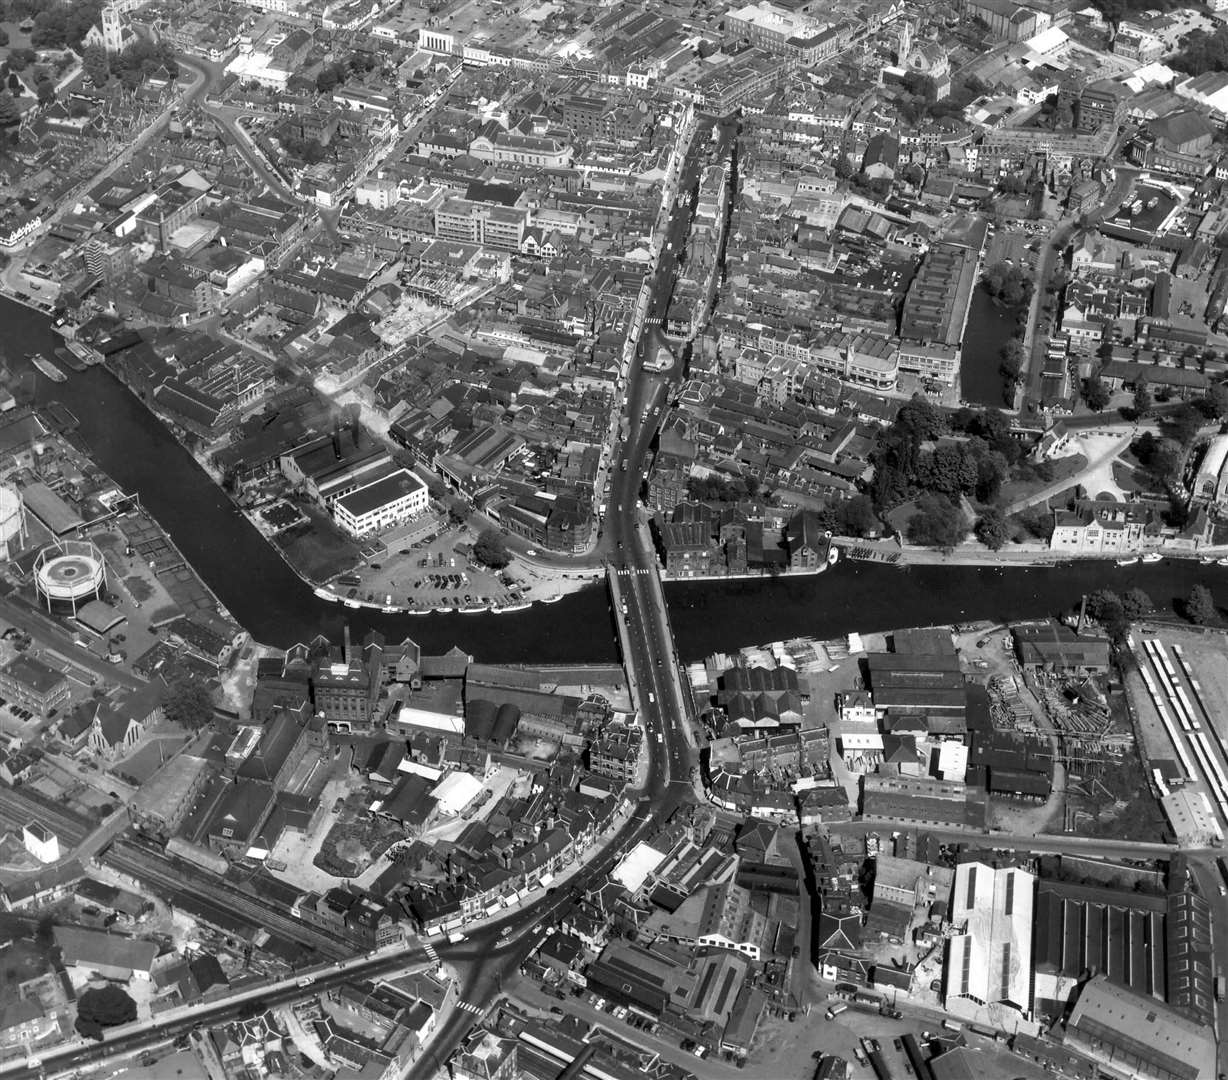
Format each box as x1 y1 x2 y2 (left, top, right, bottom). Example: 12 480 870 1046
1127 627 1228 846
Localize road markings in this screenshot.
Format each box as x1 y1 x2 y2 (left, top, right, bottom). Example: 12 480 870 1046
456 1000 486 1015
423 943 438 962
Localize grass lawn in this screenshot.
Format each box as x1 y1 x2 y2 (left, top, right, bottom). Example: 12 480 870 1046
1112 461 1144 493
275 505 362 583
124 575 155 602
999 453 1087 506
0 936 49 991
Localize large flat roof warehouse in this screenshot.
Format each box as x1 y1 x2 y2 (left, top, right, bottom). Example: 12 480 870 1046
336 469 426 519
21 482 84 535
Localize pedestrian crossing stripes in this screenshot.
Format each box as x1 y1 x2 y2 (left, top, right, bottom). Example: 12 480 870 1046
423 943 438 961
616 567 654 575
457 1000 485 1015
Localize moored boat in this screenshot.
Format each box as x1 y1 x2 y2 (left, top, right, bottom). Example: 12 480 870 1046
30 353 66 382
1141 553 1163 564
54 346 87 372
1116 557 1139 567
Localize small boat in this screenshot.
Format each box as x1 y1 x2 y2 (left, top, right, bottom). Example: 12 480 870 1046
344 600 361 608
1201 557 1217 565
460 606 486 614
433 606 454 613
30 353 66 382
541 595 563 604
827 546 840 565
1218 557 1228 567
1116 557 1139 567
54 346 86 373
313 587 339 602
382 605 399 614
1141 553 1163 564
498 602 530 613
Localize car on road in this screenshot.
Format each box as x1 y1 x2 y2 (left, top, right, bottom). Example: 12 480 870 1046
525 549 537 556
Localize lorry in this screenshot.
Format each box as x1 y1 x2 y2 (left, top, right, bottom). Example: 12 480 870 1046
448 931 467 943
825 1003 848 1020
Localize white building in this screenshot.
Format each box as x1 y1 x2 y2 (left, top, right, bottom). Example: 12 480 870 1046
430 771 483 816
944 861 1034 1018
332 469 428 538
355 178 401 210
1193 434 1228 504
22 821 59 864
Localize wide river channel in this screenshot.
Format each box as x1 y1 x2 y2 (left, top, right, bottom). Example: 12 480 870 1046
7 298 1227 663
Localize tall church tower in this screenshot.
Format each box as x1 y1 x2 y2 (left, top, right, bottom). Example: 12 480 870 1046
895 19 914 66
101 4 124 54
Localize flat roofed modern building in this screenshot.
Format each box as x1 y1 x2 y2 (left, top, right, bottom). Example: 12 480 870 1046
333 468 428 538
945 861 1034 1017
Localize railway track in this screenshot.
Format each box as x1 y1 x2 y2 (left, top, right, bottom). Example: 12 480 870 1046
0 786 90 844
106 840 352 959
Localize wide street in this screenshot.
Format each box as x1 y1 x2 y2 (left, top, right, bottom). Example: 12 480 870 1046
409 117 733 1075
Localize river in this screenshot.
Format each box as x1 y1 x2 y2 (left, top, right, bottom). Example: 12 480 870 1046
960 284 1023 408
6 298 1228 662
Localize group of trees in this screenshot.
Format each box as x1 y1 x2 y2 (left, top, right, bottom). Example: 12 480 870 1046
894 72 987 126
1090 0 1179 25
5 0 104 50
1035 91 1075 131
1085 587 1155 642
867 398 1042 550
998 336 1027 407
982 261 1034 308
814 494 879 538
161 678 215 730
686 474 760 503
1171 24 1228 77
76 984 137 1041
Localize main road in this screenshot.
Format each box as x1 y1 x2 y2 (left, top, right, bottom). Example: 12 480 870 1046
410 118 732 1076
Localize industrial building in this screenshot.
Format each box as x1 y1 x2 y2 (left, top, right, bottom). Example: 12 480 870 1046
1063 977 1215 1080
944 861 1034 1018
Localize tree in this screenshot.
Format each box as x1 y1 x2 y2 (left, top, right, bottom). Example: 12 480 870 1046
0 91 19 128
161 678 215 730
474 528 511 569
1121 588 1154 620
1202 381 1228 419
445 496 469 527
975 508 1010 550
982 262 1034 307
35 914 55 950
1086 588 1129 642
1185 584 1218 626
832 494 879 537
7 48 36 73
1082 375 1111 412
76 985 137 1041
0 28 9 47
999 337 1026 405
1133 383 1152 415
83 43 110 88
906 493 965 551
1167 403 1203 447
